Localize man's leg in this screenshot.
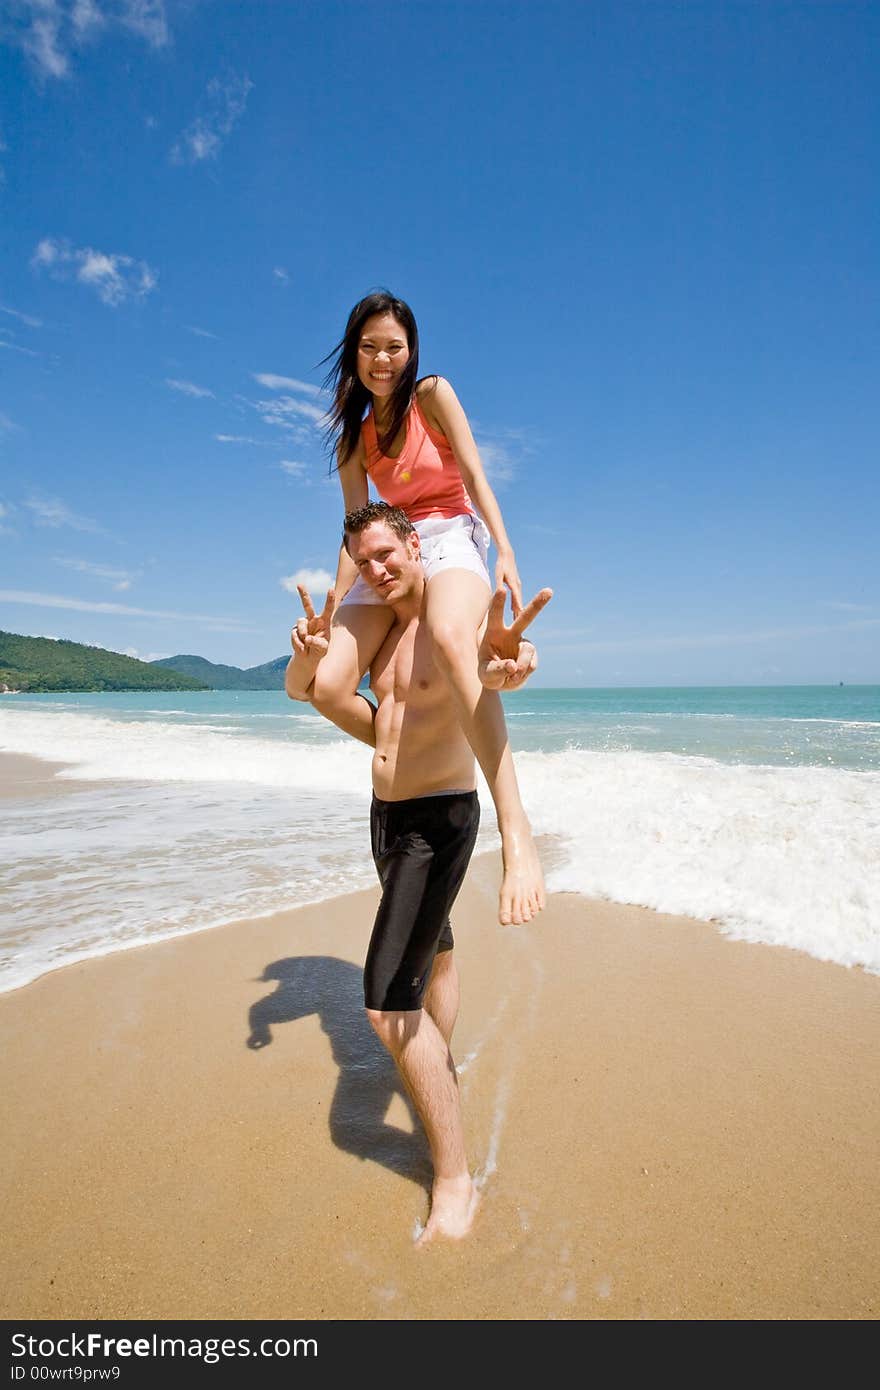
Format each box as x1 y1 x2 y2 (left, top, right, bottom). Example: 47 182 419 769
366 1002 477 1242
365 795 480 1240
423 946 459 1046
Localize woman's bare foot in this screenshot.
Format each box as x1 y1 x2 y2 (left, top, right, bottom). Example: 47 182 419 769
499 822 545 925
415 1174 480 1246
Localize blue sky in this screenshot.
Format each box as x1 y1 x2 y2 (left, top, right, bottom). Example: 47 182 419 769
1 0 877 686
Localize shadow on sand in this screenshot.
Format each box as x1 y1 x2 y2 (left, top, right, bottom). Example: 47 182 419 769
246 954 431 1192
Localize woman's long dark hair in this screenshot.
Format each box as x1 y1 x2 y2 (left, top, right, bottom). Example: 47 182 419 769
322 290 419 466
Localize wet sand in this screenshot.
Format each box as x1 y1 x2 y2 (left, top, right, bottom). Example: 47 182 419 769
0 751 90 800
1 815 878 1319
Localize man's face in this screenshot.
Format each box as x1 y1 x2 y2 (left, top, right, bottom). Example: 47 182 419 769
348 521 421 603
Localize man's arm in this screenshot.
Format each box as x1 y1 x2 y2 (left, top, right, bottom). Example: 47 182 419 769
286 585 381 748
285 586 334 701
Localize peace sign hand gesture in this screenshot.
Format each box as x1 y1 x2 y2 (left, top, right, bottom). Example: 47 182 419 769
478 585 553 691
291 585 336 663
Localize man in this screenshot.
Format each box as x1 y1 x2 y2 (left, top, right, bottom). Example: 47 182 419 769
286 502 551 1242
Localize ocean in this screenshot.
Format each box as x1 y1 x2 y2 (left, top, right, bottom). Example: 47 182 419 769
1 685 878 992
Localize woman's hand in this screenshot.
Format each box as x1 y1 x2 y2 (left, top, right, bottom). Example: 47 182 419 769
494 547 524 617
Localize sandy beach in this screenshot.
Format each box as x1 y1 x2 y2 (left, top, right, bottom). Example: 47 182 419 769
1 753 878 1320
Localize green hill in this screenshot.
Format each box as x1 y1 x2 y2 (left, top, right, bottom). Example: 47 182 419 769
0 631 209 693
151 654 289 690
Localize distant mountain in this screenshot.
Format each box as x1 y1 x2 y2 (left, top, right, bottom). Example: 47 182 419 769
154 653 373 693
152 654 289 690
0 631 209 693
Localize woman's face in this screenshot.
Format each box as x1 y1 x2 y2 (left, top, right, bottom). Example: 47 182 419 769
356 313 410 398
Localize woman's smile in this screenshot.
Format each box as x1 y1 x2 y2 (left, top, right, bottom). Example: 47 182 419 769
357 312 410 394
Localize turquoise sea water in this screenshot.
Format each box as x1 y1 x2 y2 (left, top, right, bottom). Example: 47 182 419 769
504 685 880 766
5 683 876 762
1 685 878 990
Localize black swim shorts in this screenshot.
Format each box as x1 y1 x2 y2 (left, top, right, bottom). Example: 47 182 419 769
365 790 480 1012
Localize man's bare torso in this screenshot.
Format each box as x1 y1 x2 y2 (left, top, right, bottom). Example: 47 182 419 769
369 602 475 801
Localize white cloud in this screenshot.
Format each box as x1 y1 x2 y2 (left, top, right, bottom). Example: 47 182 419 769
24 494 101 532
273 267 290 285
119 0 168 47
187 325 218 339
0 304 43 329
254 394 327 430
0 339 40 357
0 412 22 432
279 460 306 476
72 0 103 35
22 10 69 78
474 437 516 483
117 645 169 660
8 2 168 81
252 373 322 397
0 590 257 632
819 601 876 614
165 377 214 399
31 237 158 306
214 433 264 445
281 568 335 596
31 238 59 268
53 556 135 590
471 423 537 486
171 71 253 164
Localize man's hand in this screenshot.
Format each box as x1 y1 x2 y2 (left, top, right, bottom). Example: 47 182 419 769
479 586 553 691
286 585 335 701
291 584 335 660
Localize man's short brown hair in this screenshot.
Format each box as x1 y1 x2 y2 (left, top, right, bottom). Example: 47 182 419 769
343 501 415 553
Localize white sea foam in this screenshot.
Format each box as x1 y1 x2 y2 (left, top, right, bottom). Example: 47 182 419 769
2 705 878 988
475 1074 511 1190
457 993 510 1077
518 749 880 973
0 776 381 993
0 707 372 789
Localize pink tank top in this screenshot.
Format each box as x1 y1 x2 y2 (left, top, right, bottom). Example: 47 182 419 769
361 397 475 522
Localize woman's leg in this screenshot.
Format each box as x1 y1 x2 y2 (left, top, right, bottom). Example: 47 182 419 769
424 569 544 926
310 602 394 740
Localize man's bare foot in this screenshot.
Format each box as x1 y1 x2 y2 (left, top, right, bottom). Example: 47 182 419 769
499 823 545 926
415 1174 480 1246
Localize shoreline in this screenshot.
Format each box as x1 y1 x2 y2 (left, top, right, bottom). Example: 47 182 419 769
0 750 97 800
2 746 878 992
2 847 878 1319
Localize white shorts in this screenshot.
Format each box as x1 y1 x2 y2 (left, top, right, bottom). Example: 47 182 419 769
340 512 492 607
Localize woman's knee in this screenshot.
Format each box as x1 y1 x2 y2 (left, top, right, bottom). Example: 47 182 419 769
426 613 477 667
